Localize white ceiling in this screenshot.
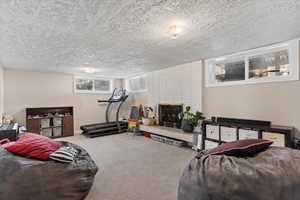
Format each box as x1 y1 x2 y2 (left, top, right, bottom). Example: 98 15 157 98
1 0 300 78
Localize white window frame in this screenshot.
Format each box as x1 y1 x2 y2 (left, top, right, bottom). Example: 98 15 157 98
73 76 114 94
205 39 299 87
125 75 147 93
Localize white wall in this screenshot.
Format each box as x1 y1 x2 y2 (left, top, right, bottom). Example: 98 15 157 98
0 66 3 123
132 61 203 113
3 69 125 133
203 41 300 137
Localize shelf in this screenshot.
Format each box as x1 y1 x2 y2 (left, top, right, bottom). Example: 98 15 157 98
40 125 63 129
26 106 74 138
50 135 65 139
205 138 220 143
28 116 67 120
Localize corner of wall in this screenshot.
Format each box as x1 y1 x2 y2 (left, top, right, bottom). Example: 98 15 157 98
0 66 4 123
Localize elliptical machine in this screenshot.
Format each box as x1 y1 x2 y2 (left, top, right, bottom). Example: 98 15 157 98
80 88 128 138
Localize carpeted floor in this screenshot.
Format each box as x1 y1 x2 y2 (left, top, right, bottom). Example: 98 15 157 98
57 133 196 200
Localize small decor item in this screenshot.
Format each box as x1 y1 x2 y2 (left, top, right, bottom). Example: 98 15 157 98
211 116 216 122
129 106 139 120
138 104 144 119
3 113 14 124
1 132 60 160
206 139 273 157
142 106 154 126
142 117 154 126
180 106 205 133
128 119 138 132
50 146 78 163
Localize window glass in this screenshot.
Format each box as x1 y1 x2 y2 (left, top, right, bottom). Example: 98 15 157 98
249 50 289 79
128 76 146 92
74 77 112 93
214 60 245 82
75 79 93 91
94 80 110 91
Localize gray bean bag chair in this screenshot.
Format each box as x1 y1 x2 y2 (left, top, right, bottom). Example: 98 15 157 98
178 147 300 200
0 141 98 200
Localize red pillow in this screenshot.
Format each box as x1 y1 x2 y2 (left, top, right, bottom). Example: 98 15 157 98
206 139 273 157
2 132 60 160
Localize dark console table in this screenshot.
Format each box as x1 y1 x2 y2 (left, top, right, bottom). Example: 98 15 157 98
0 124 18 141
202 118 295 150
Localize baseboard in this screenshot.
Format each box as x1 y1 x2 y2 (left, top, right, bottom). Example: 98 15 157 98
74 130 82 135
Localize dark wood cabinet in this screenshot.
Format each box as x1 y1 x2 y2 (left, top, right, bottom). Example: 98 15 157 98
63 115 74 137
26 107 74 138
202 119 295 150
26 118 41 134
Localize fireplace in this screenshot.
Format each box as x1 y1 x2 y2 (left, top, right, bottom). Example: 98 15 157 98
158 104 183 128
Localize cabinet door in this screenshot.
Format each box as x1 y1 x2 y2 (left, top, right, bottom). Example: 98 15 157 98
63 116 74 137
26 119 41 134
206 125 219 140
205 140 219 150
221 126 237 142
239 129 259 140
262 132 285 147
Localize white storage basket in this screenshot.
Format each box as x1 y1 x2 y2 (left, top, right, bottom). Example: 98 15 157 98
41 118 50 128
41 128 52 137
53 118 62 126
53 127 62 137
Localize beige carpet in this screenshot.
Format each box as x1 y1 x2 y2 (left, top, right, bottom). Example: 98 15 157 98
57 133 196 200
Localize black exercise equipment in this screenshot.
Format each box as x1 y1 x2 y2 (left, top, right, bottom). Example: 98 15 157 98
80 88 129 138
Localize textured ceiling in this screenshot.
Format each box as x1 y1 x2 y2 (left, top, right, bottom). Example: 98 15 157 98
1 0 300 78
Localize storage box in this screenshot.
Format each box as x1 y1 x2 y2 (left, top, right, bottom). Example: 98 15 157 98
206 125 219 140
53 127 62 137
41 128 52 137
41 119 50 128
262 132 285 147
53 118 62 126
239 129 259 140
220 126 237 142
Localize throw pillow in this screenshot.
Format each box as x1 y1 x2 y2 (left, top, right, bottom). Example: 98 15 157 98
206 139 273 156
50 146 78 163
2 132 60 160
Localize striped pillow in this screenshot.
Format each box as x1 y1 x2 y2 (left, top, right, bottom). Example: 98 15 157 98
50 146 78 163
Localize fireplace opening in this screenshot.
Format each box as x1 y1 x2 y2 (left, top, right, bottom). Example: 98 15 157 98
158 104 183 128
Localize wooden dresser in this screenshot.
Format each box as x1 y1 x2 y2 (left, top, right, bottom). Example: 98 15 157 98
202 118 295 150
26 107 74 138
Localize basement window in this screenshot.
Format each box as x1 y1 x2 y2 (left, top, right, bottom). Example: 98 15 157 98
125 75 147 93
74 77 113 94
205 39 299 87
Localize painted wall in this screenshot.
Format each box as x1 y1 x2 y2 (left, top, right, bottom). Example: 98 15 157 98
3 69 125 133
203 80 300 136
0 66 3 123
203 41 300 137
131 61 203 114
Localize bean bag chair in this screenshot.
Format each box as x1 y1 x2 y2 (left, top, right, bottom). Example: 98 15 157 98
178 147 300 200
0 141 98 200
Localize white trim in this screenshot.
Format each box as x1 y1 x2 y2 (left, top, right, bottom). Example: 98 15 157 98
73 76 114 94
205 39 299 87
125 74 148 93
